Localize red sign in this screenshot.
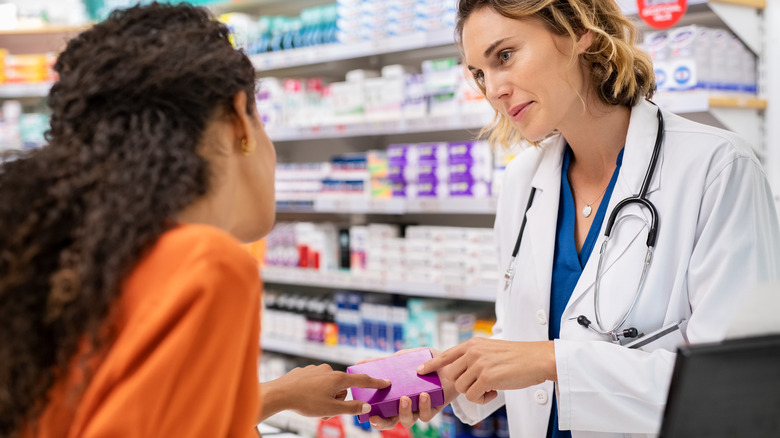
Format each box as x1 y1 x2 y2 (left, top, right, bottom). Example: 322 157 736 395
637 0 687 29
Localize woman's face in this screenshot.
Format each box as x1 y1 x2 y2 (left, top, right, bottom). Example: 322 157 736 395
461 7 591 142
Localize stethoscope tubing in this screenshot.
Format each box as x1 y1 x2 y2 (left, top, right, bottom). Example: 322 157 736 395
504 104 665 343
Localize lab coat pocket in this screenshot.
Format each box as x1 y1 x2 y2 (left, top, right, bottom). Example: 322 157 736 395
624 320 688 352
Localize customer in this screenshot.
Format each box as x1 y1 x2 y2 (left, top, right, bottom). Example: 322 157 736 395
370 0 780 437
0 3 388 438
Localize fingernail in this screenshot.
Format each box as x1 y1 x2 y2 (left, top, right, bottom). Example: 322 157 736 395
362 404 371 414
400 398 409 409
384 379 392 385
416 365 424 373
420 393 428 402
370 422 378 428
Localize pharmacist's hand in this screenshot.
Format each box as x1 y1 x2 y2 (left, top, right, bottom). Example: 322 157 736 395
369 348 459 430
417 338 556 404
276 364 391 418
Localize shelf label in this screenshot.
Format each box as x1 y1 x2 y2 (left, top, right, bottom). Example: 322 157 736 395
637 0 687 29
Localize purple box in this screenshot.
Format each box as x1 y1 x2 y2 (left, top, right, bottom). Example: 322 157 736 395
416 142 449 163
447 141 492 164
347 349 445 423
387 144 416 164
391 181 409 197
449 176 491 198
416 179 446 198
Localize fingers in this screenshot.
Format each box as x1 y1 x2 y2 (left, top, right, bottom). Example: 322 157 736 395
417 392 437 422
417 344 466 375
397 396 418 429
342 372 391 389
369 415 399 430
345 400 373 416
482 390 499 404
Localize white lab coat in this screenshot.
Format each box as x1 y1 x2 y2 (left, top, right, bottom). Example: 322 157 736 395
451 99 780 437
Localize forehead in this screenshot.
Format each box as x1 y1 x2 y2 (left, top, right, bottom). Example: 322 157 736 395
461 8 547 64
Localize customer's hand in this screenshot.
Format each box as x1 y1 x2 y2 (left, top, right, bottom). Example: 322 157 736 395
259 363 391 422
369 348 459 430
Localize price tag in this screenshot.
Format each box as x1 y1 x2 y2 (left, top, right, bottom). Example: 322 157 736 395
637 0 687 30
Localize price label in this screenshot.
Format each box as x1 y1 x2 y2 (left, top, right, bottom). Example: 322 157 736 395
637 0 687 30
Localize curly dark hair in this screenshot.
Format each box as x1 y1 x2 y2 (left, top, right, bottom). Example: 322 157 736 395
0 2 257 435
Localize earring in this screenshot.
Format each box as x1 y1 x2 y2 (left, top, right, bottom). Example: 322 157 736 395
241 138 256 156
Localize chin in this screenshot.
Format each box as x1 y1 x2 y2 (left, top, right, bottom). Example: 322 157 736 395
233 211 276 244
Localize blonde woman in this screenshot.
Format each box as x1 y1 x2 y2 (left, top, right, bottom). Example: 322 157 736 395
370 0 780 436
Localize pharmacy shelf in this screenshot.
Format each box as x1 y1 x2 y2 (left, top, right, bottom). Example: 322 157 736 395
0 82 53 99
654 90 766 112
261 336 383 365
262 266 498 303
654 90 766 151
1 25 89 55
618 0 765 54
250 29 455 72
276 197 498 215
267 108 493 142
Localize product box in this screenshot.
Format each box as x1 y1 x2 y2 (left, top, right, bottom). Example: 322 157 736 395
449 176 491 198
347 349 445 422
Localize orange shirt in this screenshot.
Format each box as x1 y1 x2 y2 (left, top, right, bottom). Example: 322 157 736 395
24 224 262 438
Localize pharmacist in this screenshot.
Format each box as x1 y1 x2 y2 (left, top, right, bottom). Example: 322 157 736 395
369 0 780 437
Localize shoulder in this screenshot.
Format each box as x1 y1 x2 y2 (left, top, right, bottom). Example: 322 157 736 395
662 110 760 167
124 224 260 311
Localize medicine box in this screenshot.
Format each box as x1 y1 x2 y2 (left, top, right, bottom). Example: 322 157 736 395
347 349 445 422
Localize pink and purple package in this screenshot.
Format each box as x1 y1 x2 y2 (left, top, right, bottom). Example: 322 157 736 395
347 349 445 423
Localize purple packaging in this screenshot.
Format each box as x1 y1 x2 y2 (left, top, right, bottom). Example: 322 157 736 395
448 141 492 164
417 179 446 198
449 176 491 198
391 181 409 197
347 349 445 422
387 144 417 164
417 142 449 163
388 163 407 183
448 159 492 182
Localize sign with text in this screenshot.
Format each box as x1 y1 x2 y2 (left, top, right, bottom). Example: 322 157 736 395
637 0 687 29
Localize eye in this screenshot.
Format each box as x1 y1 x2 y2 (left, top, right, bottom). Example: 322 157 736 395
472 70 485 86
498 50 512 63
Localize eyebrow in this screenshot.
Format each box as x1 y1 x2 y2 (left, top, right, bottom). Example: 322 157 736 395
467 38 510 71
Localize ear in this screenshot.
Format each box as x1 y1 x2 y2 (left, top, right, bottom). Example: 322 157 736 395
230 91 255 153
575 29 593 55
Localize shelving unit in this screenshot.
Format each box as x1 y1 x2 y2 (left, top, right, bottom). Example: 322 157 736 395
0 82 53 99
261 336 384 365
250 0 776 365
263 266 497 302
249 28 455 71
276 197 498 215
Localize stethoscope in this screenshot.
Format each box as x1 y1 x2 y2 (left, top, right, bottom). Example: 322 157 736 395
503 106 664 343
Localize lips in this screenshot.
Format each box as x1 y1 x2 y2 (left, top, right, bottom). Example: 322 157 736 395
508 102 532 122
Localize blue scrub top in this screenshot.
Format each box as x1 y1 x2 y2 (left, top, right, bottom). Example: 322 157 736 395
546 145 624 438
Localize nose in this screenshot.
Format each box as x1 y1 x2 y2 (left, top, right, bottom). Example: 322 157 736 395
484 70 510 103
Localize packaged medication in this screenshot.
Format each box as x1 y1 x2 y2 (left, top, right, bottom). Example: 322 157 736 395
347 349 445 422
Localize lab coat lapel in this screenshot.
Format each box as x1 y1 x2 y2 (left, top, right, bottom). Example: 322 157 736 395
567 100 666 307
527 136 566 299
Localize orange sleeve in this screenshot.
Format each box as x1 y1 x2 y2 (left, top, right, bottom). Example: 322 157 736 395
69 239 261 438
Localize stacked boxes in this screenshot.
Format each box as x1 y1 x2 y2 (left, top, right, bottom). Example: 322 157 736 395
264 289 495 352
266 222 500 286
388 141 493 199
644 25 756 94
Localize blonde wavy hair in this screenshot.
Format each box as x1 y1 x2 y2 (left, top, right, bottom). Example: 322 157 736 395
455 0 656 149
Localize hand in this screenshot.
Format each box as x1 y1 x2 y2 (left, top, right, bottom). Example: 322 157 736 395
369 348 459 430
416 338 556 405
259 363 390 422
